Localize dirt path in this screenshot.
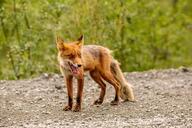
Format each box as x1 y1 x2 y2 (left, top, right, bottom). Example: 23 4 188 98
0 68 192 128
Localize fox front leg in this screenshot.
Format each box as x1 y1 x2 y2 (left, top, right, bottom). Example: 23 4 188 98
63 75 73 111
72 78 84 112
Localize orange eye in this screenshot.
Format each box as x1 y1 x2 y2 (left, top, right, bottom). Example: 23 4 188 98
66 54 73 58
66 54 71 57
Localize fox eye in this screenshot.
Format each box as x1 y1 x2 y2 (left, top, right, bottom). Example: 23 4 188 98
66 54 73 58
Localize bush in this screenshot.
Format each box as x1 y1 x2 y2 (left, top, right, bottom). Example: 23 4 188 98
0 0 192 79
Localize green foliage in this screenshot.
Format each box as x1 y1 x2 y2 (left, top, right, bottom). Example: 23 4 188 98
0 0 192 79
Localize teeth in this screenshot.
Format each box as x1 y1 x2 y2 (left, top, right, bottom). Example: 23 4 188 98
69 64 78 75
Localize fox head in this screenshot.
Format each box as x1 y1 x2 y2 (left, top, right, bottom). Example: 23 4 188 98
56 35 84 78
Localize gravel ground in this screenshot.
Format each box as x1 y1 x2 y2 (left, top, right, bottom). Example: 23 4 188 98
0 68 192 128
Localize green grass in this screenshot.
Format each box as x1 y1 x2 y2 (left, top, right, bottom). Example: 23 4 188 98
0 0 192 79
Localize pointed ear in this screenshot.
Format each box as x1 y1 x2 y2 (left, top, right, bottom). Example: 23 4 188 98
76 35 84 47
56 36 66 50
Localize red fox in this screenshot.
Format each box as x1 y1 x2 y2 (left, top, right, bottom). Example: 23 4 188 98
56 35 135 112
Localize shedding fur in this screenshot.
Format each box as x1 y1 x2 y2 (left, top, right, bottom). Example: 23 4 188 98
111 60 135 101
56 35 135 111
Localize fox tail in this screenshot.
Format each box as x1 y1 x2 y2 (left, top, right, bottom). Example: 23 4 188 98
110 60 135 101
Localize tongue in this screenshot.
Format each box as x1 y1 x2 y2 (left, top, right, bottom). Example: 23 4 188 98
71 65 78 75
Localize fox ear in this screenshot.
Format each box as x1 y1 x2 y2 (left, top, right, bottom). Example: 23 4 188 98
76 35 84 47
56 36 66 50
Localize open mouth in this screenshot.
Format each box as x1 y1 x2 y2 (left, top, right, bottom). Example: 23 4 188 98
68 62 79 75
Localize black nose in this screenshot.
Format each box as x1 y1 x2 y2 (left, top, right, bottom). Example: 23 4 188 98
77 64 82 67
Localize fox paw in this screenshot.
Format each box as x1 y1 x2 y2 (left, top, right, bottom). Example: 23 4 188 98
93 99 103 105
72 104 81 112
63 105 72 111
110 100 119 105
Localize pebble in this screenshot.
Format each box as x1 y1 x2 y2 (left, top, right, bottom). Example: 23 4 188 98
179 66 189 72
144 85 151 90
42 111 51 115
146 109 151 112
55 84 62 90
153 107 159 110
35 97 43 101
0 80 6 84
46 119 52 125
41 105 46 108
54 95 60 99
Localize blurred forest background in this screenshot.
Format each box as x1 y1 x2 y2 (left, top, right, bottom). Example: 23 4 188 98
0 0 192 79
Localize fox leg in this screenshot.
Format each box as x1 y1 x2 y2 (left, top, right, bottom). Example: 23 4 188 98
99 54 120 105
73 78 84 112
100 71 120 105
90 70 106 105
63 75 73 111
